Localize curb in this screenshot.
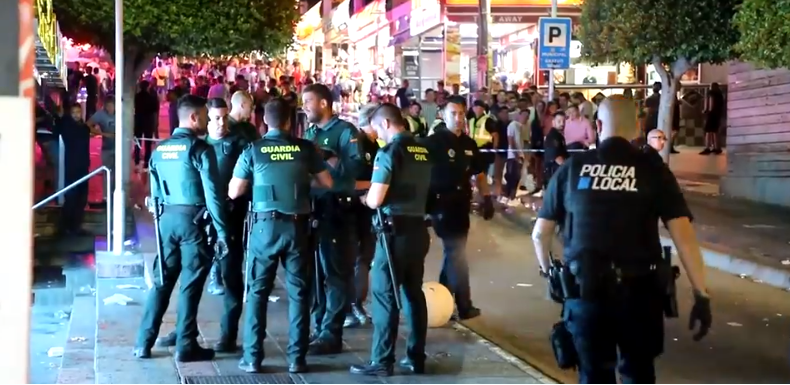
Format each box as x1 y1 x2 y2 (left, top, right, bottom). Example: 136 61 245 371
56 293 97 384
499 210 790 290
451 322 557 384
659 236 790 290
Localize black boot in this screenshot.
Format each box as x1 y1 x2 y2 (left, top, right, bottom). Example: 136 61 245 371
349 361 393 376
207 262 225 296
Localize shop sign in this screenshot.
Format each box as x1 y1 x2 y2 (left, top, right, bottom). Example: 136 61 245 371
351 0 385 40
296 3 322 41
35 0 59 65
409 0 442 37
494 15 525 23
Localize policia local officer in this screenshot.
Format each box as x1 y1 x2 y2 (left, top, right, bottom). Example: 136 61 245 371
531 96 712 383
155 98 250 351
349 103 433 377
228 98 334 374
344 103 381 328
301 83 365 354
423 96 494 320
134 95 231 362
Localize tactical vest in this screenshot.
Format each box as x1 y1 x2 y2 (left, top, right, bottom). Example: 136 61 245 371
469 114 493 147
564 150 659 265
381 136 433 216
249 135 313 214
406 115 427 137
151 132 205 205
209 135 246 186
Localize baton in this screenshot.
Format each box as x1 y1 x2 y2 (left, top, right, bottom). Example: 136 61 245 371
243 202 252 303
375 208 401 310
310 199 323 304
150 197 165 287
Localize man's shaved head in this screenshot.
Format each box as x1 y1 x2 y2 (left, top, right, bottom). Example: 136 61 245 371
230 91 253 120
597 95 639 141
231 91 251 107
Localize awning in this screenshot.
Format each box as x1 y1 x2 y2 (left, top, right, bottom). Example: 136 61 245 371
34 19 66 89
388 30 411 47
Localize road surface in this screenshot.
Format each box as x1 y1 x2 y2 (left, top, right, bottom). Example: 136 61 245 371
421 214 790 383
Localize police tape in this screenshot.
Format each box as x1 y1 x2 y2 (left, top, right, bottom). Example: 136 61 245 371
133 137 164 149
477 148 588 153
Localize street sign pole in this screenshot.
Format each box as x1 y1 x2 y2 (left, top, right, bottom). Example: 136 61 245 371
112 0 125 254
538 11 572 102
548 0 558 100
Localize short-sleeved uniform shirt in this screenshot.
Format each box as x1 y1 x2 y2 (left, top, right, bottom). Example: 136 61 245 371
421 123 487 195
538 137 692 265
371 132 432 217
304 116 362 195
233 129 325 215
544 127 568 165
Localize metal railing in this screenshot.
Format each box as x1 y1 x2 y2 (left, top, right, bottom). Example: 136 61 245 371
32 166 112 252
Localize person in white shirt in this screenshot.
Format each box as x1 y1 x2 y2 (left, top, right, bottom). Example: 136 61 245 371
208 75 229 100
502 112 526 204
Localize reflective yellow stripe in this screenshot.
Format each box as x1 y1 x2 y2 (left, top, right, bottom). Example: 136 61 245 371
471 115 492 147
376 138 386 147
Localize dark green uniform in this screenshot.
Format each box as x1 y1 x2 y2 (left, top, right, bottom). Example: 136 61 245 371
233 129 326 366
368 132 432 366
303 115 363 350
347 134 380 318
205 132 249 343
136 128 229 353
229 117 260 143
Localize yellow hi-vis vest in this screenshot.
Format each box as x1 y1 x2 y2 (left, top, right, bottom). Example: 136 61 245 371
376 138 386 147
406 115 427 135
427 119 444 136
469 114 493 147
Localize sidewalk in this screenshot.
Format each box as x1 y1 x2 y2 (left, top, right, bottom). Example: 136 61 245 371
57 196 554 384
513 189 790 290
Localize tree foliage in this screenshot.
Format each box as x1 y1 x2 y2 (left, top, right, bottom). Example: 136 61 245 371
734 0 790 69
578 0 740 70
54 0 300 73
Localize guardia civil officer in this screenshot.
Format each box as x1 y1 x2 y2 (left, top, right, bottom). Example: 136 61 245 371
301 83 364 354
134 95 230 362
531 95 712 383
344 103 381 328
228 98 333 373
155 98 250 350
349 103 432 377
423 96 494 320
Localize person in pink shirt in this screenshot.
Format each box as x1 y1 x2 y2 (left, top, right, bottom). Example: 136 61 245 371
563 104 596 150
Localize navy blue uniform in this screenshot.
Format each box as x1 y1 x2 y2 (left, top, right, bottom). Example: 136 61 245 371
538 137 691 383
54 115 92 233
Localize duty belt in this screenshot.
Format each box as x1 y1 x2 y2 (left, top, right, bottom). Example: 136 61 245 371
249 211 309 222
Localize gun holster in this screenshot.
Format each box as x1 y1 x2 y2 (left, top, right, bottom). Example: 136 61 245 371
550 318 579 370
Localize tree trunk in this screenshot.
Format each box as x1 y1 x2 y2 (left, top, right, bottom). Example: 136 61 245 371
652 57 691 163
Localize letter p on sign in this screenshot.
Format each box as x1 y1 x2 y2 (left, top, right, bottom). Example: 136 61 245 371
542 22 567 48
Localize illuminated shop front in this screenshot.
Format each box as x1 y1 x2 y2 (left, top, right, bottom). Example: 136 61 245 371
321 0 353 79
34 0 66 89
293 3 323 74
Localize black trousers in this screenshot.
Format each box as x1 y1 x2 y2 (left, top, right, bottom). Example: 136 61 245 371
60 170 89 232
218 200 249 340
311 198 356 344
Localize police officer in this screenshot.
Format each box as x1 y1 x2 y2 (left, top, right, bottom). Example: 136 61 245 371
134 95 230 362
531 96 712 383
204 98 250 300
468 99 499 175
423 95 495 320
349 103 432 376
229 98 333 374
344 103 381 328
154 98 250 349
301 83 364 354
